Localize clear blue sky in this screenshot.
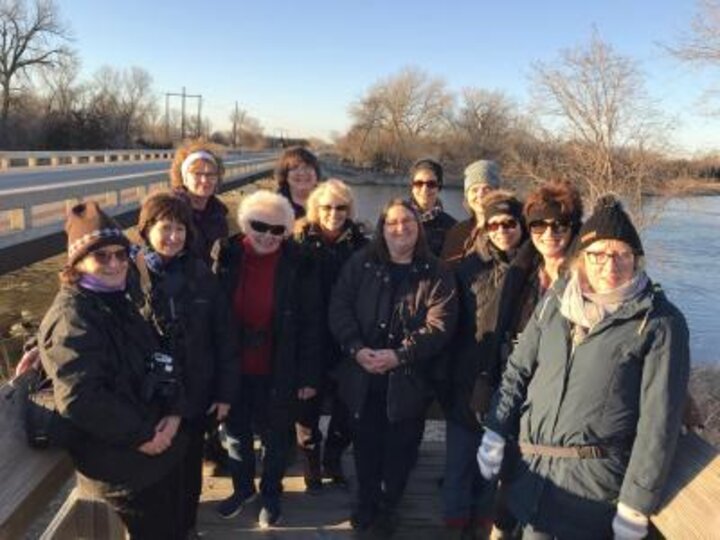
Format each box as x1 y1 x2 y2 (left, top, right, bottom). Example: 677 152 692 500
61 0 718 154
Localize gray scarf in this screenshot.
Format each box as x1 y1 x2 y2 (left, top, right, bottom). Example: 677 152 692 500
560 269 649 345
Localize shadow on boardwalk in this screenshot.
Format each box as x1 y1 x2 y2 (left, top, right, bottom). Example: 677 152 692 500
197 420 446 539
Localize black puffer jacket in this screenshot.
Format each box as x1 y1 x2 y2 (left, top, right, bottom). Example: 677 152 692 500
38 286 186 494
447 237 513 430
213 235 324 421
294 220 368 370
328 247 458 421
129 251 237 420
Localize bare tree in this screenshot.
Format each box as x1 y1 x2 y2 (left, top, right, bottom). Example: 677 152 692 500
530 32 669 218
348 67 453 169
452 88 517 163
0 0 72 143
668 0 720 113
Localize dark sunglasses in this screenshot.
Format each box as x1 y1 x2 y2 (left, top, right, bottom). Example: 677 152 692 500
412 180 439 190
318 204 349 213
529 219 571 235
486 219 519 232
249 220 286 236
89 248 129 264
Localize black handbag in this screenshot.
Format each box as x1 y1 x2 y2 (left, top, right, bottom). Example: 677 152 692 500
20 368 75 449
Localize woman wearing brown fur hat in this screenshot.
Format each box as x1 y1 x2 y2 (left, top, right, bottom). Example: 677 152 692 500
38 201 187 539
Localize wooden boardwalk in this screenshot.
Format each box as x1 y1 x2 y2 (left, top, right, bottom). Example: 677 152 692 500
196 420 447 539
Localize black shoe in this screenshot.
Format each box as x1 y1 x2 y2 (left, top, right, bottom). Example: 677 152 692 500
216 490 257 519
305 476 323 494
350 507 376 531
373 509 398 537
323 461 349 488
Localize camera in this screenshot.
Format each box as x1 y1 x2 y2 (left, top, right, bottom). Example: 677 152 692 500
143 351 180 402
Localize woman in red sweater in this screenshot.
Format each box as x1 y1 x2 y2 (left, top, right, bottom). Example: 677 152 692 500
212 190 323 529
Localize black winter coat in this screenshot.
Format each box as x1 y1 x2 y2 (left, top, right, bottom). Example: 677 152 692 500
213 235 324 422
38 286 186 494
293 220 368 371
447 238 512 430
129 252 237 420
421 211 457 258
328 247 458 422
172 187 229 263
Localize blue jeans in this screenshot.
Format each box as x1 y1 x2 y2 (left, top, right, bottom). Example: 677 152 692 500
224 375 291 504
442 419 495 523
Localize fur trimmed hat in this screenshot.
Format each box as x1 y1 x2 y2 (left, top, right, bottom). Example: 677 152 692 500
66 201 129 266
576 195 644 255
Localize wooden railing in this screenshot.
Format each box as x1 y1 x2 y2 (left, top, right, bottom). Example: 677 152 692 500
0 149 174 169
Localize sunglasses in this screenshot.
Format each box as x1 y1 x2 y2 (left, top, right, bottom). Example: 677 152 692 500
486 219 519 232
89 248 129 265
249 220 286 236
529 219 571 235
319 204 349 213
412 180 439 190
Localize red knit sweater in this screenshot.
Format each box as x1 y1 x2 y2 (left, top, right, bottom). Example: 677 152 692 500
232 237 280 375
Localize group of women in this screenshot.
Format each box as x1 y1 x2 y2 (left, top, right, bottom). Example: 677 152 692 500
31 141 690 540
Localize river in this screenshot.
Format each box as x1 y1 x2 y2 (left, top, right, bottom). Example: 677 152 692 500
349 184 720 366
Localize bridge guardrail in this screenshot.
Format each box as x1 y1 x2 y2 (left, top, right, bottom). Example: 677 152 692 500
0 149 175 169
0 157 276 252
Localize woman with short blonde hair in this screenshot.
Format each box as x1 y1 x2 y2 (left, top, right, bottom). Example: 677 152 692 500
292 178 367 492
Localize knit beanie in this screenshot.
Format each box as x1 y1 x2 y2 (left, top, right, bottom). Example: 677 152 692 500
576 195 644 255
409 158 444 188
482 192 523 222
464 160 501 192
66 201 129 266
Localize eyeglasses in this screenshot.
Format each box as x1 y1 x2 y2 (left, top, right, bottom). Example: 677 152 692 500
412 180 439 190
319 204 349 213
89 248 129 265
529 219 571 235
249 220 286 236
584 250 634 266
486 219 519 232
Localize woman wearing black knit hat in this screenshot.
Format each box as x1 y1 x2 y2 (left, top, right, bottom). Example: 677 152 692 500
37 201 187 539
477 195 690 539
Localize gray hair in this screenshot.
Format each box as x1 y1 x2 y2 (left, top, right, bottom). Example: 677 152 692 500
237 190 295 237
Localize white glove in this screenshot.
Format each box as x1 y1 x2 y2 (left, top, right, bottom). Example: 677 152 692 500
612 502 649 539
477 429 505 480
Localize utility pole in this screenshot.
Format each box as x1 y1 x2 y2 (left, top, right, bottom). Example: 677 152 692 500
232 101 239 148
164 87 202 142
